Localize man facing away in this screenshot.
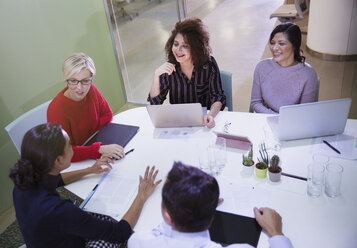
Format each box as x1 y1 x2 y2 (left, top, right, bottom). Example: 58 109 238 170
128 161 293 248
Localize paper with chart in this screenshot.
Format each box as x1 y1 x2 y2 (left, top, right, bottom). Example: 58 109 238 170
83 174 138 220
217 182 271 218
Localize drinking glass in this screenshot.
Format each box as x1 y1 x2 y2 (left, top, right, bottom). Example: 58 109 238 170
325 163 343 197
307 163 325 198
197 143 215 175
214 137 227 175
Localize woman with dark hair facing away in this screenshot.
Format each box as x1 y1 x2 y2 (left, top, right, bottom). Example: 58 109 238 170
9 123 161 248
48 53 125 162
148 18 226 128
250 23 318 114
128 161 293 248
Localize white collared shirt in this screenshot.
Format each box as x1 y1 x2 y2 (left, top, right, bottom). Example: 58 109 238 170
128 222 293 248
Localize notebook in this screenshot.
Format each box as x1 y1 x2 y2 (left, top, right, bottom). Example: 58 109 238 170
267 98 352 141
83 123 139 147
146 103 204 128
209 210 262 247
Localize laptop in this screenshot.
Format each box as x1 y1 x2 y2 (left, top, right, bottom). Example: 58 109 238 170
146 103 205 128
267 98 352 141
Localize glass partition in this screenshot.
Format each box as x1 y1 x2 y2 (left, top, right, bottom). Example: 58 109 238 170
105 0 224 104
105 0 183 104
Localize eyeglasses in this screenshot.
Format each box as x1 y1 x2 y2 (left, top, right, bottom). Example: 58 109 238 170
67 78 92 86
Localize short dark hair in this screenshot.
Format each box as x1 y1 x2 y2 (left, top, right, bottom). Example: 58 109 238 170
162 161 219 232
9 123 66 190
165 18 211 69
269 23 305 63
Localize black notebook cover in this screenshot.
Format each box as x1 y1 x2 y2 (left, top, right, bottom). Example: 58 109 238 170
84 123 139 147
209 211 262 247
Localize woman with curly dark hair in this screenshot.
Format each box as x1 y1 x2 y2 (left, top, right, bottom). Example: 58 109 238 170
148 18 226 128
9 123 161 247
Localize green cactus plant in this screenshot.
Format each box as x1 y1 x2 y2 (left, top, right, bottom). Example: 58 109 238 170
257 143 269 169
269 155 281 173
242 145 254 166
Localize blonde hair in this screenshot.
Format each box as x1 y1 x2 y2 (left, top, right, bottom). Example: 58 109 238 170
62 53 96 82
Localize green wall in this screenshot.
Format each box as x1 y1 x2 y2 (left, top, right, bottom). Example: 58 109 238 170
0 0 126 216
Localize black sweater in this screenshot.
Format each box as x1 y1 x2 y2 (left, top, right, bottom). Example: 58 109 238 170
13 174 132 247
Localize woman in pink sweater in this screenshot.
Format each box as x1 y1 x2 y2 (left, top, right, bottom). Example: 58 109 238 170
48 53 124 162
250 23 318 114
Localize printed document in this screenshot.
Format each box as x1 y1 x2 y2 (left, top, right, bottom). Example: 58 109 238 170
83 174 138 220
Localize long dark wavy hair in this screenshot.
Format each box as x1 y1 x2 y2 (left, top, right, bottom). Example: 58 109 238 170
270 22 305 63
165 18 212 69
9 123 66 190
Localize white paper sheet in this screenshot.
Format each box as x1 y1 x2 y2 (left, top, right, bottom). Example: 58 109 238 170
83 174 138 220
153 127 203 139
217 182 271 218
312 134 357 160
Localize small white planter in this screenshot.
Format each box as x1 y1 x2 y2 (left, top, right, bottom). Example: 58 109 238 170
242 164 254 176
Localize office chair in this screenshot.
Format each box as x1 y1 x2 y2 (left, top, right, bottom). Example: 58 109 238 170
113 0 138 21
249 103 254 113
270 0 309 23
5 100 51 154
220 70 233 111
315 77 320 101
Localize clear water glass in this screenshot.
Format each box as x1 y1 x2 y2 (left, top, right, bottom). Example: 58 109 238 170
325 163 343 197
307 163 325 198
214 137 227 174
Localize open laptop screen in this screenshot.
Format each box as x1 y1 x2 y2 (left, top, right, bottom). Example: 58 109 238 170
267 98 351 141
146 103 204 128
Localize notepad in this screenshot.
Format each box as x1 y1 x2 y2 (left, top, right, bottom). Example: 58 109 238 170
83 123 139 147
209 210 262 247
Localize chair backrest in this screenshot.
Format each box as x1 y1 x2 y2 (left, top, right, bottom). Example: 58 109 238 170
315 76 320 101
220 70 233 111
5 100 51 154
295 0 309 19
249 103 254 113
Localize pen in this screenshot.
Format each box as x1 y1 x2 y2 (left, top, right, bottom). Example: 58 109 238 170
79 170 110 209
322 140 341 154
125 148 135 155
113 148 135 160
79 184 98 209
281 172 307 181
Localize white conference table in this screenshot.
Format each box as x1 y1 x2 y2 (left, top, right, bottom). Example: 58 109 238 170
64 107 357 248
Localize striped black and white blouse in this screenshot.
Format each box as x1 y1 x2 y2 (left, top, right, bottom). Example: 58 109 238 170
148 56 226 110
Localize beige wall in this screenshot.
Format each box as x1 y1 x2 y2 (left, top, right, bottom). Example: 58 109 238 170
0 0 126 216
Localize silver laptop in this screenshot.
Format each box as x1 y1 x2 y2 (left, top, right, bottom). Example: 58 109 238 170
267 98 352 141
146 103 205 128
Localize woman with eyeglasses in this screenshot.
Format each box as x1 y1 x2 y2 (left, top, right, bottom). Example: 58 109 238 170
148 18 226 128
48 53 123 162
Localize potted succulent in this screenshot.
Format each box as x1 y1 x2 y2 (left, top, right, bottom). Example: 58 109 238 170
268 155 282 182
242 145 254 176
255 143 269 178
